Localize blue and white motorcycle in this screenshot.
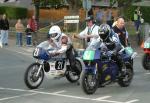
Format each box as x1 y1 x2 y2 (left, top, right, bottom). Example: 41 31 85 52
80 40 137 94
24 47 83 89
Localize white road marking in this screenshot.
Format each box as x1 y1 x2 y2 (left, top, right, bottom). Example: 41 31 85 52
145 72 150 75
0 87 139 103
96 100 124 103
52 90 66 94
15 51 31 56
22 48 34 52
0 93 38 101
125 99 139 103
92 96 111 100
5 48 31 56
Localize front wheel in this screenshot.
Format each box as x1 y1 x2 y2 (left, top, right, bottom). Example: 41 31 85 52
66 59 82 83
117 64 133 87
24 63 44 89
142 53 150 70
80 70 99 94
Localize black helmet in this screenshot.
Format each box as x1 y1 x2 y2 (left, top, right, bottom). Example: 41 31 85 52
85 16 94 22
99 24 111 41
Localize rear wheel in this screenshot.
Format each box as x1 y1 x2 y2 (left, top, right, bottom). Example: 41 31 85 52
142 53 150 70
24 63 44 89
66 59 82 83
80 70 99 94
118 64 133 87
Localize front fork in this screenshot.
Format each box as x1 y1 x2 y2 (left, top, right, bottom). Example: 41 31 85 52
85 63 99 79
36 60 44 77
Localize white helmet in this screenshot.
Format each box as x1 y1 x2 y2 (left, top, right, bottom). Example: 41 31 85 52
48 25 61 40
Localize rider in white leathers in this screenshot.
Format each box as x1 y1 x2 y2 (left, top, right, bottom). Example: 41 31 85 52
37 25 81 75
37 25 71 55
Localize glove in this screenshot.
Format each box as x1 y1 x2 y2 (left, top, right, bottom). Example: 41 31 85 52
108 50 117 56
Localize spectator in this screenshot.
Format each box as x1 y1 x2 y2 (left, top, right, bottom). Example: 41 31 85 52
112 20 117 27
25 24 33 46
134 6 142 33
95 8 104 25
112 17 129 47
106 7 113 28
88 8 94 17
73 16 99 48
15 19 24 46
0 14 9 48
28 15 38 46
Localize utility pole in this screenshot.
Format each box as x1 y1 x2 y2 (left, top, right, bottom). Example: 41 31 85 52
83 0 92 18
82 0 92 48
32 0 40 23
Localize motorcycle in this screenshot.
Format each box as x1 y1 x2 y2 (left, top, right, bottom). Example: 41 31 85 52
24 47 83 89
80 40 137 94
141 37 150 70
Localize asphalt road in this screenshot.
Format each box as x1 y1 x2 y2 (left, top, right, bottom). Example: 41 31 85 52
0 45 150 103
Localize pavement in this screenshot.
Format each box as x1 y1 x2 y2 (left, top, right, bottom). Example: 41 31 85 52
0 38 35 56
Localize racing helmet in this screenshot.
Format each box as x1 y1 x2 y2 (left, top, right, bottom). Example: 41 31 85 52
99 24 111 41
48 25 61 40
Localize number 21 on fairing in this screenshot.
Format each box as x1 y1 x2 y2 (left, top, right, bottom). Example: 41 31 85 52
33 48 40 56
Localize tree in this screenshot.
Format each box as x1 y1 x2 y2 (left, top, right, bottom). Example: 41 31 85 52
39 0 82 14
109 0 142 16
32 0 40 22
66 0 82 14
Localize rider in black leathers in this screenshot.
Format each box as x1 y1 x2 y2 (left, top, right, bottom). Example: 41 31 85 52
98 24 123 72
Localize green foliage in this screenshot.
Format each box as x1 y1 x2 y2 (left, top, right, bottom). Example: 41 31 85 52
110 0 142 7
124 6 150 23
0 6 27 19
140 7 150 23
38 0 65 8
124 6 136 21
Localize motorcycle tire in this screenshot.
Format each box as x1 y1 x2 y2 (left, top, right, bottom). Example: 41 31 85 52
142 53 150 70
80 70 99 94
66 59 82 83
24 62 44 89
118 65 133 87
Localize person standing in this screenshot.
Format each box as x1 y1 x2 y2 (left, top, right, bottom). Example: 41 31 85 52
28 15 38 46
25 24 33 46
112 17 129 47
134 7 142 33
88 8 94 17
106 7 113 28
73 16 99 48
15 19 24 46
0 14 9 48
95 8 104 26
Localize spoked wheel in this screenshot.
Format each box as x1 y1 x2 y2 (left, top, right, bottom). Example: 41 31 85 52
118 64 133 87
66 60 82 83
80 70 99 94
24 63 44 89
142 53 150 70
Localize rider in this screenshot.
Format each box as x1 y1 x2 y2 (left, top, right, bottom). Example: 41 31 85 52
37 25 81 75
98 24 123 73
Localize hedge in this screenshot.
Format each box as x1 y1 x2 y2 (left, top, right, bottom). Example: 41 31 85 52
0 6 27 19
124 6 150 23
